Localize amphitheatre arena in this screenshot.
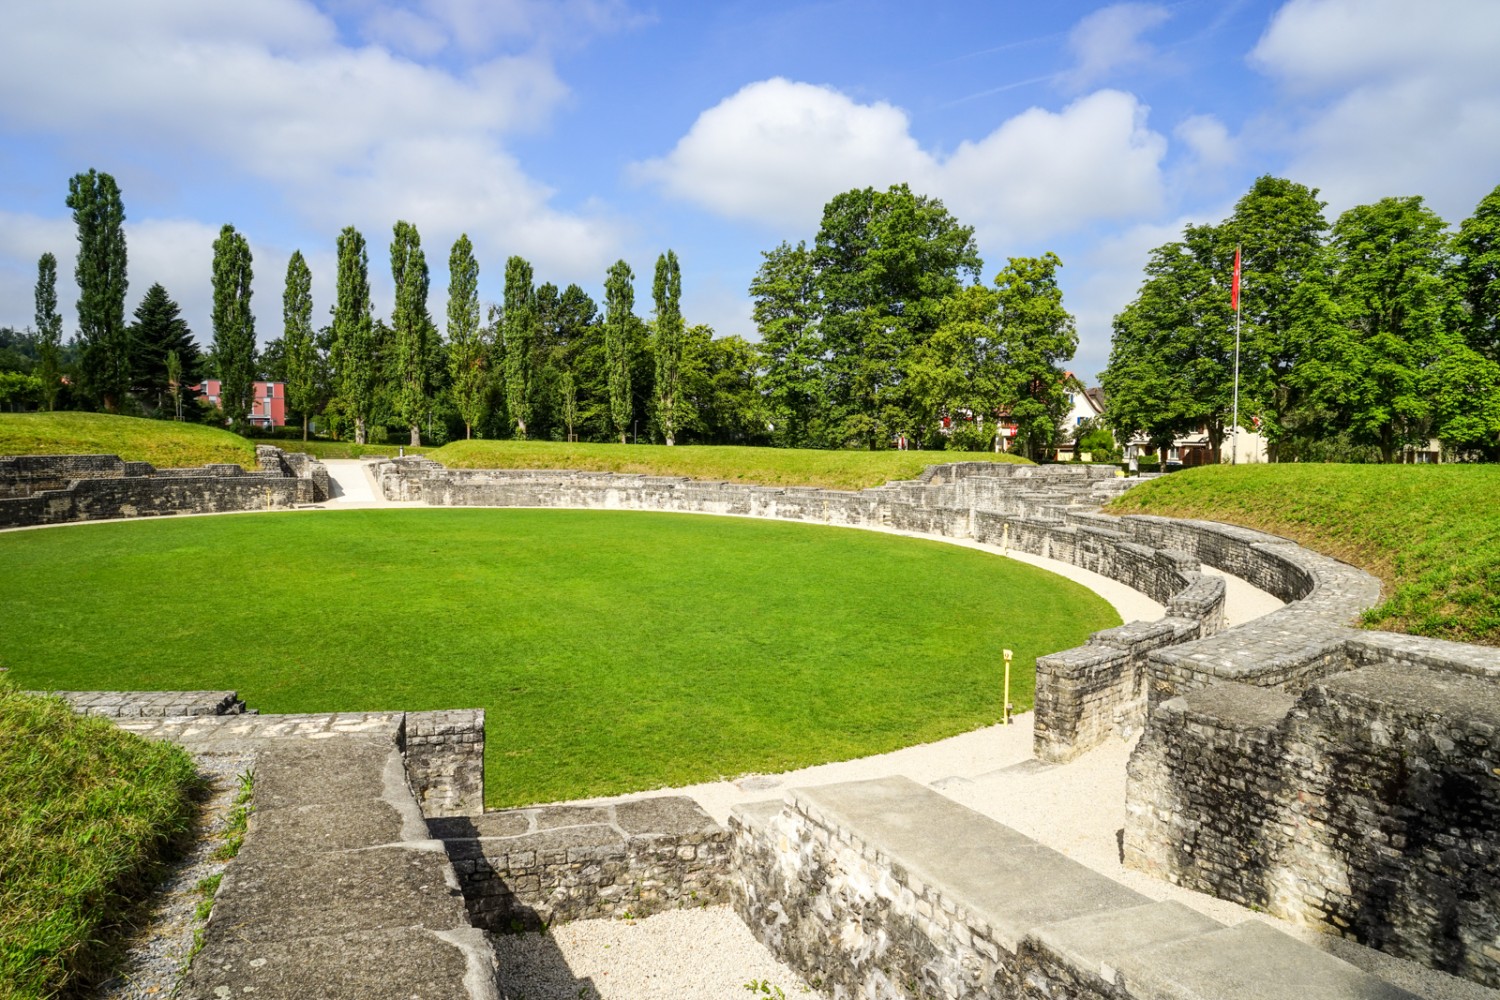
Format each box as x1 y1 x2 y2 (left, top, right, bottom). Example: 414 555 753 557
3 446 1497 1000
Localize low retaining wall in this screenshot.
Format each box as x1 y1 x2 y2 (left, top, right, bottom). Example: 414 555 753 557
731 776 1420 1000
429 797 729 931
1125 639 1500 989
0 446 330 528
81 694 483 819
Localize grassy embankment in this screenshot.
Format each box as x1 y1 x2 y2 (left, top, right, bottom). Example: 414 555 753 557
1107 464 1500 645
0 412 256 469
0 678 201 999
428 439 1028 490
0 508 1117 807
1 413 1028 489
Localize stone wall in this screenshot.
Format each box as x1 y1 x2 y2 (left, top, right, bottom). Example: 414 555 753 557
731 776 1419 1000
403 709 485 817
0 447 330 528
48 689 249 717
429 797 729 931
376 458 1385 765
1125 647 1500 989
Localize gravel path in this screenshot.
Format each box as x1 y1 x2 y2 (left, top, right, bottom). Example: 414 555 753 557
494 908 821 1000
93 750 255 1000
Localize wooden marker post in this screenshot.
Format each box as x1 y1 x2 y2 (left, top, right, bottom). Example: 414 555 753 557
1003 648 1014 725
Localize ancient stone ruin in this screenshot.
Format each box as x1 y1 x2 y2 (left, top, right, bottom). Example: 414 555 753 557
8 453 1497 998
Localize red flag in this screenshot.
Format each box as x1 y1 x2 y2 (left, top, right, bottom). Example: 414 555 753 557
1231 246 1241 311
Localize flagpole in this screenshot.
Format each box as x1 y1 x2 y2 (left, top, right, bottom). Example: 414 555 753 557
1231 245 1242 466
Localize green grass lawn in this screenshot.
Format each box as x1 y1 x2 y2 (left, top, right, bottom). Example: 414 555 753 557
0 412 256 469
428 439 1029 490
0 677 201 999
0 508 1116 807
1107 463 1500 645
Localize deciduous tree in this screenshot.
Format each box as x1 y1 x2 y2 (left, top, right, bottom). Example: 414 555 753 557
992 253 1079 461
750 240 822 445
210 224 256 433
331 226 375 443
1308 197 1457 461
814 184 982 447
33 253 62 411
66 169 129 411
390 221 433 446
1454 183 1500 362
282 251 317 440
503 255 537 439
652 249 685 445
446 234 486 439
604 260 635 444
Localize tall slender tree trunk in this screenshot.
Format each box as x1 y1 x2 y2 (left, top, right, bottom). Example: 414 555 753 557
410 424 421 447
465 422 472 440
355 416 367 445
302 415 309 442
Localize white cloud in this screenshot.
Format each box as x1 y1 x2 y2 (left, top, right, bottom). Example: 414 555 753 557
1063 3 1172 91
631 79 930 234
1250 0 1500 222
1066 211 1227 380
636 80 1168 249
0 0 632 336
1174 115 1235 168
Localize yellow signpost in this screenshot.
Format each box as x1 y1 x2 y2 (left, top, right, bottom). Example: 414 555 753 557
1002 648 1014 725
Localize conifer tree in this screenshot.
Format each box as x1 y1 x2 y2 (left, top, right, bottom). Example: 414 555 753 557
130 282 198 416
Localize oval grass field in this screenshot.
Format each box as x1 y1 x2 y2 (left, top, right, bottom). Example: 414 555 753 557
0 508 1119 807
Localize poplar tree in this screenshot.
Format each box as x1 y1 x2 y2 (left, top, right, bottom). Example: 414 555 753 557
390 221 432 446
283 251 316 440
34 252 63 411
66 169 129 411
503 255 537 439
446 234 486 439
210 224 256 432
604 260 635 444
331 226 375 443
652 249 684 445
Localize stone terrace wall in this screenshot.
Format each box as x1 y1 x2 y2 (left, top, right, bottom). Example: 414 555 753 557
429 797 729 931
1125 645 1500 989
375 458 1380 764
0 446 330 528
732 776 1419 1000
103 702 483 821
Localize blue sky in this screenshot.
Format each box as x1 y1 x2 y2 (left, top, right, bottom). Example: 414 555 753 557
3 0 1499 381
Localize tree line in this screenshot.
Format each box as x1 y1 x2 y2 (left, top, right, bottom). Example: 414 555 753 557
11 171 1085 456
1103 176 1500 463
751 183 1079 457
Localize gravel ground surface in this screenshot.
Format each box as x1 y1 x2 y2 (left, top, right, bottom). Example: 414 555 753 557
493 907 823 1000
93 750 255 1000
